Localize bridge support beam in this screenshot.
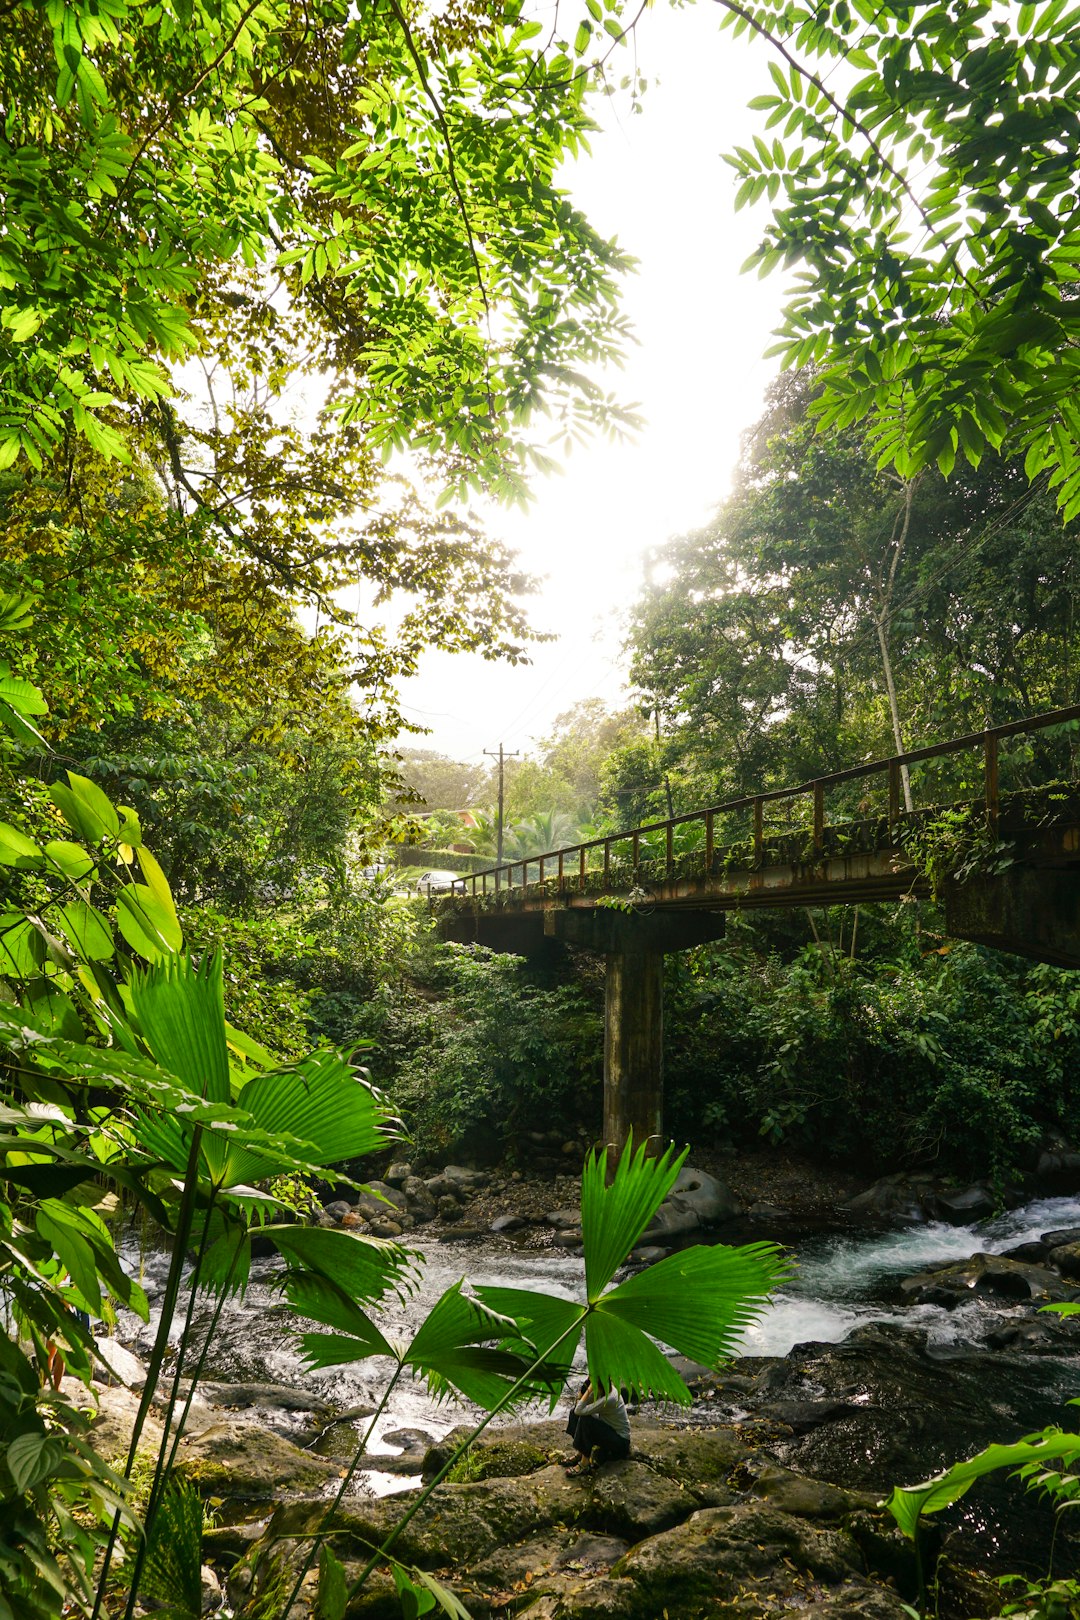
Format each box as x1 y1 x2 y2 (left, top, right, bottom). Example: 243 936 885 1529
944 867 1080 968
604 948 664 1158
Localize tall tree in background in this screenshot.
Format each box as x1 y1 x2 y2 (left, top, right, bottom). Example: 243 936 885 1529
627 373 1080 802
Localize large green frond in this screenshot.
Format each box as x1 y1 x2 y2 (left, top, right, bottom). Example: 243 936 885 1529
584 1307 693 1405
404 1282 553 1410
472 1285 586 1407
581 1138 687 1300
232 1052 399 1181
600 1242 790 1368
286 1274 394 1362
129 953 230 1106
885 1432 1080 1540
265 1223 416 1307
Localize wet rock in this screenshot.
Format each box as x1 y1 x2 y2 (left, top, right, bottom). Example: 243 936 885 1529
200 1564 223 1615
627 1245 668 1265
554 1534 631 1572
1049 1241 1080 1280
578 1459 696 1539
436 1194 462 1220
843 1177 929 1224
899 1252 1075 1306
354 1181 406 1219
641 1166 741 1241
553 1232 583 1250
442 1164 489 1192
1042 1225 1080 1248
173 1422 341 1503
613 1503 863 1608
192 1381 331 1414
93 1337 147 1389
930 1184 995 1224
322 1199 351 1222
545 1207 581 1229
383 1160 413 1187
435 1224 485 1241
492 1213 525 1233
339 1210 369 1230
382 1428 434 1452
1036 1149 1080 1193
423 1174 456 1198
368 1216 402 1239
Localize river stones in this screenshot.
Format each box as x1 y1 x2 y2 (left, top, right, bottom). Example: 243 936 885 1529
899 1251 1076 1305
640 1165 741 1241
173 1421 342 1502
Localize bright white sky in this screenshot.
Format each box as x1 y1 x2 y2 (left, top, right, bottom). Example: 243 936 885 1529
394 5 787 764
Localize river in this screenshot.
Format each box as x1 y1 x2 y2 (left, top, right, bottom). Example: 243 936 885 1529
115 1188 1080 1493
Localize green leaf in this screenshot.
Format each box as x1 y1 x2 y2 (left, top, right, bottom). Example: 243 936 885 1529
0 698 49 750
404 1282 547 1408
227 1051 397 1182
0 668 47 715
135 845 175 917
472 1285 584 1399
36 1205 103 1313
392 1565 437 1618
7 1431 62 1493
581 1138 686 1300
137 1481 204 1618
0 912 48 977
267 1223 415 1309
59 771 121 840
55 900 115 961
0 823 42 867
115 882 184 959
130 952 231 1107
286 1272 395 1363
44 840 96 882
317 1546 349 1620
885 1431 1080 1539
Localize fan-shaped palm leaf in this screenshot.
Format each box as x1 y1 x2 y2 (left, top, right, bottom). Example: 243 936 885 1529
598 1242 791 1366
581 1137 685 1300
403 1283 551 1408
268 1224 415 1307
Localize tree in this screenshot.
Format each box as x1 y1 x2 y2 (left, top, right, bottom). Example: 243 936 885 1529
725 0 1080 514
1 0 636 491
625 372 1080 804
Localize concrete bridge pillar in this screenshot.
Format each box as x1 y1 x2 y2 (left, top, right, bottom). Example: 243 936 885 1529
604 948 664 1156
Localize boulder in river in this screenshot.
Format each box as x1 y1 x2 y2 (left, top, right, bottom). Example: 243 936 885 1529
899 1252 1076 1306
640 1166 741 1241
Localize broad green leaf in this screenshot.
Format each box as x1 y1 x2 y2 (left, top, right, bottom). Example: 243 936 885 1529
115 883 183 958
55 900 114 962
21 982 84 1041
0 823 42 867
0 912 48 977
472 1285 585 1399
130 953 231 1107
0 698 49 750
117 806 143 848
266 1223 415 1308
392 1564 437 1618
36 1205 102 1314
404 1282 546 1408
228 1051 397 1181
584 1304 692 1404
318 1546 349 1620
581 1138 686 1300
135 844 175 916
600 1242 790 1368
53 771 120 841
403 1569 471 1620
44 840 96 882
885 1432 1080 1539
0 667 47 715
7 1431 62 1493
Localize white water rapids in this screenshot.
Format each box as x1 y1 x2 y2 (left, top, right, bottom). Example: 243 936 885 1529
115 1190 1080 1490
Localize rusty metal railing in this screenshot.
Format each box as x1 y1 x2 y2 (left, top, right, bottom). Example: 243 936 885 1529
440 704 1080 903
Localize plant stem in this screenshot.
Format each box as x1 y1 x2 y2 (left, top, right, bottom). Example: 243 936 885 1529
122 1186 222 1620
344 1314 585 1605
91 1127 204 1620
277 1361 406 1619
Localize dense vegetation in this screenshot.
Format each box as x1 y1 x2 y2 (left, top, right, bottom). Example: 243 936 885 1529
5 0 1080 1615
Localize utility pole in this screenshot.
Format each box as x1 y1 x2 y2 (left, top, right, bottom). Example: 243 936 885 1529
483 744 519 883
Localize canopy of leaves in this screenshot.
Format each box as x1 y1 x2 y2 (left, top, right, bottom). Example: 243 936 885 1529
724 0 1080 514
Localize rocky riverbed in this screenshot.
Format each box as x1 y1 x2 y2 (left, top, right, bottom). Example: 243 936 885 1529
95 1151 1080 1617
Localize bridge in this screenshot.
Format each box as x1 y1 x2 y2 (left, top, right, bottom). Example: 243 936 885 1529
433 707 1080 1155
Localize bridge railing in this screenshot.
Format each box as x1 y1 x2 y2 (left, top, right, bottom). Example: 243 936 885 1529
445 705 1080 901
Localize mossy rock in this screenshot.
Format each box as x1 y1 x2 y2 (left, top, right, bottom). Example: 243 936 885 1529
173 1422 341 1502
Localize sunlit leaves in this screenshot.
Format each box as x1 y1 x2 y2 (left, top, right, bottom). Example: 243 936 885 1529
727 0 1080 509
